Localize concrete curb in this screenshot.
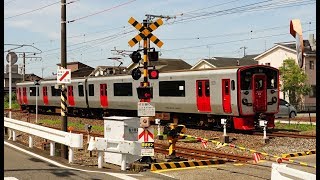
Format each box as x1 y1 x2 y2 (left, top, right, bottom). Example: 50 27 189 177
150 159 225 171
281 150 316 158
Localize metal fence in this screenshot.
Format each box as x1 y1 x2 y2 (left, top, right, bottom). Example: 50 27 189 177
291 103 316 113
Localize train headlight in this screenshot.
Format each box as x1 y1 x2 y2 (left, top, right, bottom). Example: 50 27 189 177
242 98 248 105
272 97 277 103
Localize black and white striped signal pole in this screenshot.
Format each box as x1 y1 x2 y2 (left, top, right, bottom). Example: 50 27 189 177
61 0 68 159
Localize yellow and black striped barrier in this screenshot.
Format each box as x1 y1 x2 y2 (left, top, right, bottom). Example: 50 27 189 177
178 133 316 169
151 159 225 171
282 150 316 158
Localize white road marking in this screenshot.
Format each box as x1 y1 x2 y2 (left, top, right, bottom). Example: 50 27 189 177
4 141 138 180
4 177 19 180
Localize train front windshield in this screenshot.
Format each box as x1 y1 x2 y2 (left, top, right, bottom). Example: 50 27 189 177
240 67 278 90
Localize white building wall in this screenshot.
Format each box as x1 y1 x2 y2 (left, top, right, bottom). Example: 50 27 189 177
255 46 316 110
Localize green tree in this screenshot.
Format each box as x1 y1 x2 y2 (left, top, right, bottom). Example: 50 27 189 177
279 58 311 105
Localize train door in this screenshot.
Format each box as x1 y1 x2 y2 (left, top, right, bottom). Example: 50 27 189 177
67 86 75 106
22 87 28 104
17 88 22 104
100 84 108 107
196 80 211 112
222 79 232 113
252 74 267 112
42 86 49 105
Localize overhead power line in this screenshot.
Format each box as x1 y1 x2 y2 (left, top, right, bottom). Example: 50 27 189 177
67 0 137 23
4 0 60 20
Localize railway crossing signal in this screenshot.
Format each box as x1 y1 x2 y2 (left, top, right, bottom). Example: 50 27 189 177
128 17 164 48
148 69 159 79
148 51 159 61
131 68 142 80
130 51 141 63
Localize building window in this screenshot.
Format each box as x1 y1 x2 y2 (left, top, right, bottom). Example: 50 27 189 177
159 81 185 97
29 87 39 96
309 60 314 70
89 84 94 96
309 85 316 98
265 63 271 66
114 83 132 96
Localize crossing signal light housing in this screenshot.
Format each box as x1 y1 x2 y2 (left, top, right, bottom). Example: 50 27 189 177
131 68 141 80
137 86 153 99
130 51 141 63
148 51 159 61
148 69 159 79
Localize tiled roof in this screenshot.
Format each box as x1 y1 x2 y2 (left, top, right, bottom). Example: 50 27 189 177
276 40 316 55
149 58 192 72
203 55 258 67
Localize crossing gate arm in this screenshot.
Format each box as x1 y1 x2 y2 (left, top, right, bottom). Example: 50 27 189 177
4 117 83 148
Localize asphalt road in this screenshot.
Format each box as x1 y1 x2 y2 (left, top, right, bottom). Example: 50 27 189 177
155 155 316 180
4 141 174 180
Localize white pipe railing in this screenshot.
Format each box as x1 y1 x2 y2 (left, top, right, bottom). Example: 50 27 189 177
271 163 316 180
4 117 83 163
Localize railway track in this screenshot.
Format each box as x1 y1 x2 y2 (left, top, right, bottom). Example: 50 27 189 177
17 123 251 162
154 143 251 162
253 132 316 139
5 110 315 140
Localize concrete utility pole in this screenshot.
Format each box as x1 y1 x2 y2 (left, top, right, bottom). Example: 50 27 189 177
60 0 68 160
240 46 247 57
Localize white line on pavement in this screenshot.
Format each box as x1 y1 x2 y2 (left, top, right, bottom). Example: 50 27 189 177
4 177 19 180
4 141 138 180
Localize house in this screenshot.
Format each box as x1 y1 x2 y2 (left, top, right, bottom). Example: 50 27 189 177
4 73 22 93
191 55 258 70
126 58 192 73
56 61 92 72
46 61 94 79
4 73 41 94
254 34 316 111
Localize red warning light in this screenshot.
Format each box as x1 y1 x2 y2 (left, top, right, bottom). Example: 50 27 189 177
148 69 159 79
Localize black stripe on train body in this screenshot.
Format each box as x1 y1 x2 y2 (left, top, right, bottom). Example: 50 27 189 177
16 65 279 131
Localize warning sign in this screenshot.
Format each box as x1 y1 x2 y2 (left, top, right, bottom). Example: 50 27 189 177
141 142 154 156
57 69 71 84
138 102 155 116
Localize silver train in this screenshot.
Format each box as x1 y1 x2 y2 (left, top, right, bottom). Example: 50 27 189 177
16 65 279 131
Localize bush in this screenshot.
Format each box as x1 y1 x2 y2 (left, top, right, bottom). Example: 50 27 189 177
4 92 17 103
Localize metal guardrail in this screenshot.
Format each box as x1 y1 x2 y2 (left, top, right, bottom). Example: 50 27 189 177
4 117 83 163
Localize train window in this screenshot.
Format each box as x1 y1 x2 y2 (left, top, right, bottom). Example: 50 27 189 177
198 81 202 97
29 87 39 96
224 81 229 95
78 84 84 97
51 86 61 96
205 81 210 97
89 84 94 96
114 83 133 96
231 80 235 90
159 81 185 97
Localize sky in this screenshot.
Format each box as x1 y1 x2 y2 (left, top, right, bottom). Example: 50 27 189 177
4 0 316 78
